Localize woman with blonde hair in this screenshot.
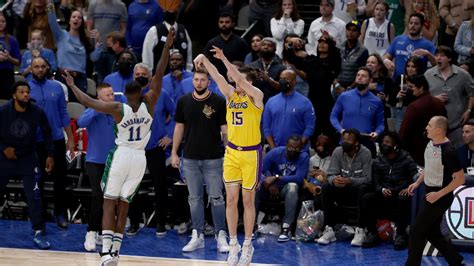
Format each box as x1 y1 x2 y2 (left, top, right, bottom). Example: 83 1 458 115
404 0 439 42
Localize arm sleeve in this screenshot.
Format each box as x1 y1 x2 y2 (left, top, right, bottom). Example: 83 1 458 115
294 19 305 37
76 108 96 128
330 96 343 133
262 102 273 138
306 22 316 55
90 44 103 62
120 3 127 22
142 27 157 70
392 155 418 191
39 109 55 157
326 148 342 184
270 18 286 41
58 87 71 128
357 0 366 15
280 152 310 185
373 162 383 193
302 102 316 138
48 10 65 43
262 149 274 176
454 24 471 57
46 49 57 71
374 101 385 135
185 29 193 71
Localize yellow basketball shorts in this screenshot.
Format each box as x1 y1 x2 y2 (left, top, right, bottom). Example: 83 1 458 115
223 142 262 191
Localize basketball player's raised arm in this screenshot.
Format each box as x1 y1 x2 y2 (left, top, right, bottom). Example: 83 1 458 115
145 28 176 116
194 53 234 99
211 46 264 108
63 71 122 121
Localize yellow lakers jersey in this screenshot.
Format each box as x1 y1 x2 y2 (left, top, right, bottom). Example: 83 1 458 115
226 92 262 147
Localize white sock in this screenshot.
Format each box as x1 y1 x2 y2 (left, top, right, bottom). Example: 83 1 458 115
243 238 252 246
101 230 114 253
111 233 123 253
229 235 238 245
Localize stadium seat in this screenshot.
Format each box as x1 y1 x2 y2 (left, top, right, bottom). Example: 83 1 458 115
87 78 96 97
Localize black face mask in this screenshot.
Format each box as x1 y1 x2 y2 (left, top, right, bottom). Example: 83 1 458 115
316 149 329 158
355 83 368 91
135 76 149 87
341 141 354 153
287 150 300 161
380 144 396 155
194 87 208 95
107 46 114 54
260 50 275 60
279 79 292 93
220 27 232 35
117 62 134 77
164 11 177 24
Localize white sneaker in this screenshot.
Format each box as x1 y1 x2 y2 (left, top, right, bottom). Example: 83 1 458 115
216 230 229 253
237 242 254 266
227 242 241 266
351 227 366 246
317 226 336 245
100 253 115 266
84 231 96 252
182 229 204 252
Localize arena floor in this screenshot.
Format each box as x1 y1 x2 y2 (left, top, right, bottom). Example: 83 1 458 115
0 220 473 265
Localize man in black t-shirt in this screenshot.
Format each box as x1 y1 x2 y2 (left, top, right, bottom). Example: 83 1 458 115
406 116 465 266
170 68 229 253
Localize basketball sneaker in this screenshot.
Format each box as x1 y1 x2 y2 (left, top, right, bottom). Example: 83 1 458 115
317 226 336 245
227 242 241 266
237 242 254 266
278 223 291 242
99 252 115 266
33 230 50 250
56 214 68 230
182 229 204 252
351 227 366 246
84 231 96 251
216 230 229 253
156 223 167 237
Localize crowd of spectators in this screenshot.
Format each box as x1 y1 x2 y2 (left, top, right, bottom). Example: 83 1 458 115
0 0 473 261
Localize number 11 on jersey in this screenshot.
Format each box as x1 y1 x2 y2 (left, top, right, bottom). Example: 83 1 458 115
128 126 142 141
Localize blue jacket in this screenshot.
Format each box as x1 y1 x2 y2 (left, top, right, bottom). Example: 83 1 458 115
263 91 315 149
330 88 384 135
126 0 163 56
262 146 309 187
162 71 193 98
20 48 57 81
103 71 133 102
77 109 115 164
29 78 70 141
146 91 170 151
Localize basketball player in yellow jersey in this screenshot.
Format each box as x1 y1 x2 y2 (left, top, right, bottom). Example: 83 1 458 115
194 47 264 266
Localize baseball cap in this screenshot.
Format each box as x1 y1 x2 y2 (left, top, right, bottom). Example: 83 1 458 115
346 20 361 31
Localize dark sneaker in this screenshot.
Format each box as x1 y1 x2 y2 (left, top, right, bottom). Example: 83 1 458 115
362 232 379 248
56 214 68 230
34 230 51 250
156 223 167 237
126 225 139 236
278 227 291 242
393 234 408 250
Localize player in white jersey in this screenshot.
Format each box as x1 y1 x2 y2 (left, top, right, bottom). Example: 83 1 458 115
63 29 175 266
360 2 395 56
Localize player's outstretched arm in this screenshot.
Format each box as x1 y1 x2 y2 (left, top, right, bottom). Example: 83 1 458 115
211 46 264 108
145 28 175 115
194 53 234 99
63 71 122 121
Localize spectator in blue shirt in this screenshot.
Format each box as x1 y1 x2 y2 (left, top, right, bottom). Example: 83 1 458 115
263 69 315 151
255 135 309 242
29 57 74 230
77 83 115 252
330 66 384 157
103 51 136 102
126 0 163 61
20 30 57 82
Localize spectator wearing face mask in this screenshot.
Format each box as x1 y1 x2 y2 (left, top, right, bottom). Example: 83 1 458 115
20 29 57 82
262 69 315 151
103 50 137 102
330 67 385 157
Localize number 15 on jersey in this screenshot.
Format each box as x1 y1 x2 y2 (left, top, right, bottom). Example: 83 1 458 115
231 111 243 126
